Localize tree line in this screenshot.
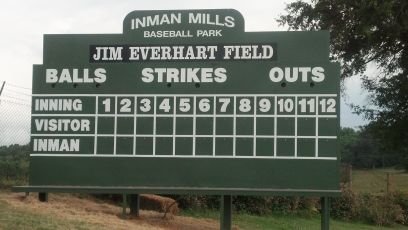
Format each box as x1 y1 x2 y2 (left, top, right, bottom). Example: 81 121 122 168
0 144 30 186
340 126 402 169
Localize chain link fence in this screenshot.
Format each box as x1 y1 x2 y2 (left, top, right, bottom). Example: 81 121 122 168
0 82 31 147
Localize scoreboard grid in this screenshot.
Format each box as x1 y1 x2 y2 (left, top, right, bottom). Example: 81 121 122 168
31 93 338 160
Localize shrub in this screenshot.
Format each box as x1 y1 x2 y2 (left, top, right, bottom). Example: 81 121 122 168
330 187 408 226
355 193 404 226
299 197 319 212
269 196 301 214
330 187 357 220
390 192 408 225
234 196 319 215
173 195 316 215
233 196 272 215
169 195 219 210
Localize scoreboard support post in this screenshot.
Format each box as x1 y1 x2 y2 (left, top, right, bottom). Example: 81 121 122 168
220 195 232 230
129 194 140 217
321 197 330 230
122 194 128 217
38 192 48 202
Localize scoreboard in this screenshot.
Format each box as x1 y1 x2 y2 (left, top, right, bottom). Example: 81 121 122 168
27 9 340 195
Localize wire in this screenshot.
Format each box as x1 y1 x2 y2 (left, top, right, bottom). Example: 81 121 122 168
0 99 31 107
3 88 31 97
5 82 31 91
0 95 31 103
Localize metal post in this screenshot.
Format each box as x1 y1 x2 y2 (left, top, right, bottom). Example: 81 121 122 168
38 192 48 202
321 197 330 230
129 194 140 217
122 194 128 217
0 81 5 97
220 195 232 230
386 172 393 193
349 164 353 189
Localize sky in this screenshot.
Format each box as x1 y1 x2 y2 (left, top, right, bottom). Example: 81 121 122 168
0 0 369 145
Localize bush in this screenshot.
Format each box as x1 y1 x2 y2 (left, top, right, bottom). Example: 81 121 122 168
233 196 272 215
331 187 407 226
388 192 408 225
331 187 357 220
174 191 408 227
169 195 220 210
174 195 319 216
356 193 404 226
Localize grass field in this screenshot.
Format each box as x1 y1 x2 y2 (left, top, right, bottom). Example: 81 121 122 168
352 168 408 194
183 210 408 230
0 199 102 230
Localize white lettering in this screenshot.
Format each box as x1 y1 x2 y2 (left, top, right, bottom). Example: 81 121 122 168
141 67 228 83
269 67 326 83
45 68 107 84
33 139 80 152
133 13 182 29
34 119 90 132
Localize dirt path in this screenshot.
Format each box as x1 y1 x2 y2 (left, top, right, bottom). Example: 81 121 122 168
0 191 231 230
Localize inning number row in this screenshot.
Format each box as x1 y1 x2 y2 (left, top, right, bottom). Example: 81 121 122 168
97 95 337 115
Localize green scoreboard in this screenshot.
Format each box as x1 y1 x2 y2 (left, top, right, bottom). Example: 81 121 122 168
28 9 340 195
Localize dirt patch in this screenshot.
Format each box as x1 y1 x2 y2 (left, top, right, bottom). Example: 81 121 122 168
0 191 233 230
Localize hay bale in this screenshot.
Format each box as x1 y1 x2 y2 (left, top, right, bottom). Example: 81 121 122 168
140 194 179 215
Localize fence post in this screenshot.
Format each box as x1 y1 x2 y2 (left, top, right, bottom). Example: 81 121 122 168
386 172 394 193
348 164 352 189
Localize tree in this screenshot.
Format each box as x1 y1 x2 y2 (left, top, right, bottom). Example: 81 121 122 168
348 125 400 168
339 126 400 168
278 0 408 168
339 127 359 163
0 144 30 186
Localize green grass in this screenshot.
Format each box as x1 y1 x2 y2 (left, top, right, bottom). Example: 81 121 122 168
182 209 408 230
0 198 103 230
352 168 408 194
